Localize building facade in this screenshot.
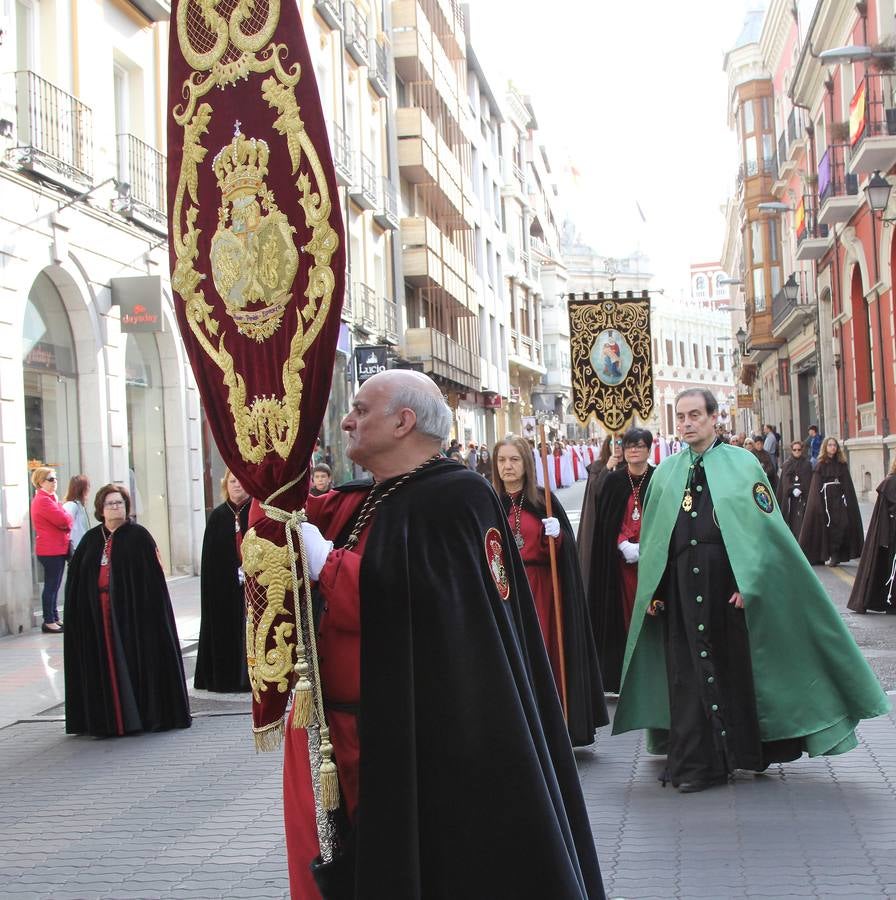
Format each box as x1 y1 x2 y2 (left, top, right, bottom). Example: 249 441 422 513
0 0 205 636
723 0 896 495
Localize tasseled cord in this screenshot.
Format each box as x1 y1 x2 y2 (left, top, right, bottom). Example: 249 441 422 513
259 482 341 813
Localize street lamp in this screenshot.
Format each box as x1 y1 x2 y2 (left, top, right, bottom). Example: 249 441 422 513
735 326 747 357
783 272 800 304
757 201 793 213
865 170 893 216
817 45 896 65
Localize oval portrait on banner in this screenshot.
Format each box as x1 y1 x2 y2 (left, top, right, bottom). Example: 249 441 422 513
589 328 633 386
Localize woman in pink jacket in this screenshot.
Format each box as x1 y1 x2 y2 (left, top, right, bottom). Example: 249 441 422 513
30 466 73 633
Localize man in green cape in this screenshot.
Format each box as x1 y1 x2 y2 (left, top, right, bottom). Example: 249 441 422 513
613 388 889 793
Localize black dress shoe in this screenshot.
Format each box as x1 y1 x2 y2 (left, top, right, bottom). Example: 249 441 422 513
41 622 63 634
678 776 729 794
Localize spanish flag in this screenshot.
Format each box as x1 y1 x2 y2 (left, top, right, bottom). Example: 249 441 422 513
850 80 867 146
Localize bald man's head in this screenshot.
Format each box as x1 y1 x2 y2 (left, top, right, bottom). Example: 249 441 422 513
364 368 443 400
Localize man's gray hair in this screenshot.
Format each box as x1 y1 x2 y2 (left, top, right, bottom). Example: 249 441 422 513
385 383 453 442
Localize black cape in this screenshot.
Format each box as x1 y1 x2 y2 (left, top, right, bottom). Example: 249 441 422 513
498 491 608 745
193 501 250 693
798 458 864 565
849 474 896 613
776 455 814 539
194 501 251 692
64 523 191 736
585 465 653 693
577 459 613 593
327 459 605 899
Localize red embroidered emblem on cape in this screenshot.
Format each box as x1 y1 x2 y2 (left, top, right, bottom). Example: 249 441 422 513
485 527 511 601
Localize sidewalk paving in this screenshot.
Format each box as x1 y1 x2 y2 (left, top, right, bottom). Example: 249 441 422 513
3 485 896 898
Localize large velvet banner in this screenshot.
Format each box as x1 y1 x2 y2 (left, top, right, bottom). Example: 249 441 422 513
167 0 345 751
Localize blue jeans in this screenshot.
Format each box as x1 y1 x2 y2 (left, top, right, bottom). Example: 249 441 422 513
37 555 66 624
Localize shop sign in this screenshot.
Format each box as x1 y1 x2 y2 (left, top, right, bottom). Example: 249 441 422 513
483 394 502 409
112 276 163 332
354 345 389 383
509 386 521 403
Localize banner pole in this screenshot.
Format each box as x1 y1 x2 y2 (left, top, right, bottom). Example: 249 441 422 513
538 424 568 723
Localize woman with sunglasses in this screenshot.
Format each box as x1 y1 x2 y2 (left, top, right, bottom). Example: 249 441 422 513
63 484 191 737
777 442 813 539
30 466 73 633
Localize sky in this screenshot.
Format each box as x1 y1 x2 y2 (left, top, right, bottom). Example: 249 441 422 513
466 0 758 297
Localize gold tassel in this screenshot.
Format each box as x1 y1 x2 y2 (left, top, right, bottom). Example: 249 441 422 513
291 654 313 729
253 719 284 753
319 728 341 811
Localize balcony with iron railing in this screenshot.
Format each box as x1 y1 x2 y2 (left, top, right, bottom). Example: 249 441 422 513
373 176 399 230
847 72 896 174
817 143 861 226
380 297 399 344
353 282 378 331
116 133 166 230
368 40 389 98
772 282 815 338
343 0 369 66
12 70 93 189
404 326 480 389
332 121 353 186
787 107 808 150
314 0 343 29
341 276 354 322
348 151 378 210
795 195 830 261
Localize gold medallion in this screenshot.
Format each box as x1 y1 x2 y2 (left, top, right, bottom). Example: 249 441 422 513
682 490 693 512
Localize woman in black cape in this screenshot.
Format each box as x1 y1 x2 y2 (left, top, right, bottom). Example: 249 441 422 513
849 459 896 613
577 436 622 594
584 427 654 693
493 436 607 747
799 437 864 566
776 440 814 539
194 470 252 692
64 484 191 737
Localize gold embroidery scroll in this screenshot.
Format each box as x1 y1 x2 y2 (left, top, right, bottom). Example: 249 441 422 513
568 292 654 433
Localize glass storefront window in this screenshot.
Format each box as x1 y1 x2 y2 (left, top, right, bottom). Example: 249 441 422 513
125 332 171 571
22 272 81 482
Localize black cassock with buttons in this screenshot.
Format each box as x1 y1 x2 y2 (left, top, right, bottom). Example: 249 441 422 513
659 456 802 786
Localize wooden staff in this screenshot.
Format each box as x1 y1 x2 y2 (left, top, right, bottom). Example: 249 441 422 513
538 424 568 722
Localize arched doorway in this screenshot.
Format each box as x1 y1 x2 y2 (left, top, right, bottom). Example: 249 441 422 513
23 272 82 608
125 332 172 571
22 272 81 479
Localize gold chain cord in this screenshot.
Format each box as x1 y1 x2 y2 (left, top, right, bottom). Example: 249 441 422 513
342 454 444 550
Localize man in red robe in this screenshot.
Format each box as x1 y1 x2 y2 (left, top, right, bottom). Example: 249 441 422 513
284 369 605 899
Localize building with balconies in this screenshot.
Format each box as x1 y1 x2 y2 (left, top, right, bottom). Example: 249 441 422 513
723 0 896 494
464 33 511 447
392 0 482 437
306 0 402 482
0 0 212 636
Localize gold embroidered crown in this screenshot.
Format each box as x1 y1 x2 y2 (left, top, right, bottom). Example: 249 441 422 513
213 123 270 201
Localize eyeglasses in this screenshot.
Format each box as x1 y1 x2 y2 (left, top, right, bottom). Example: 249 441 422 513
791 446 802 451
104 500 125 508
625 444 649 450
44 476 57 482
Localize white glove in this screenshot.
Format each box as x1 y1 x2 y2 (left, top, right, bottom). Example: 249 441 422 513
792 487 802 498
618 539 640 565
300 522 333 581
542 517 560 538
